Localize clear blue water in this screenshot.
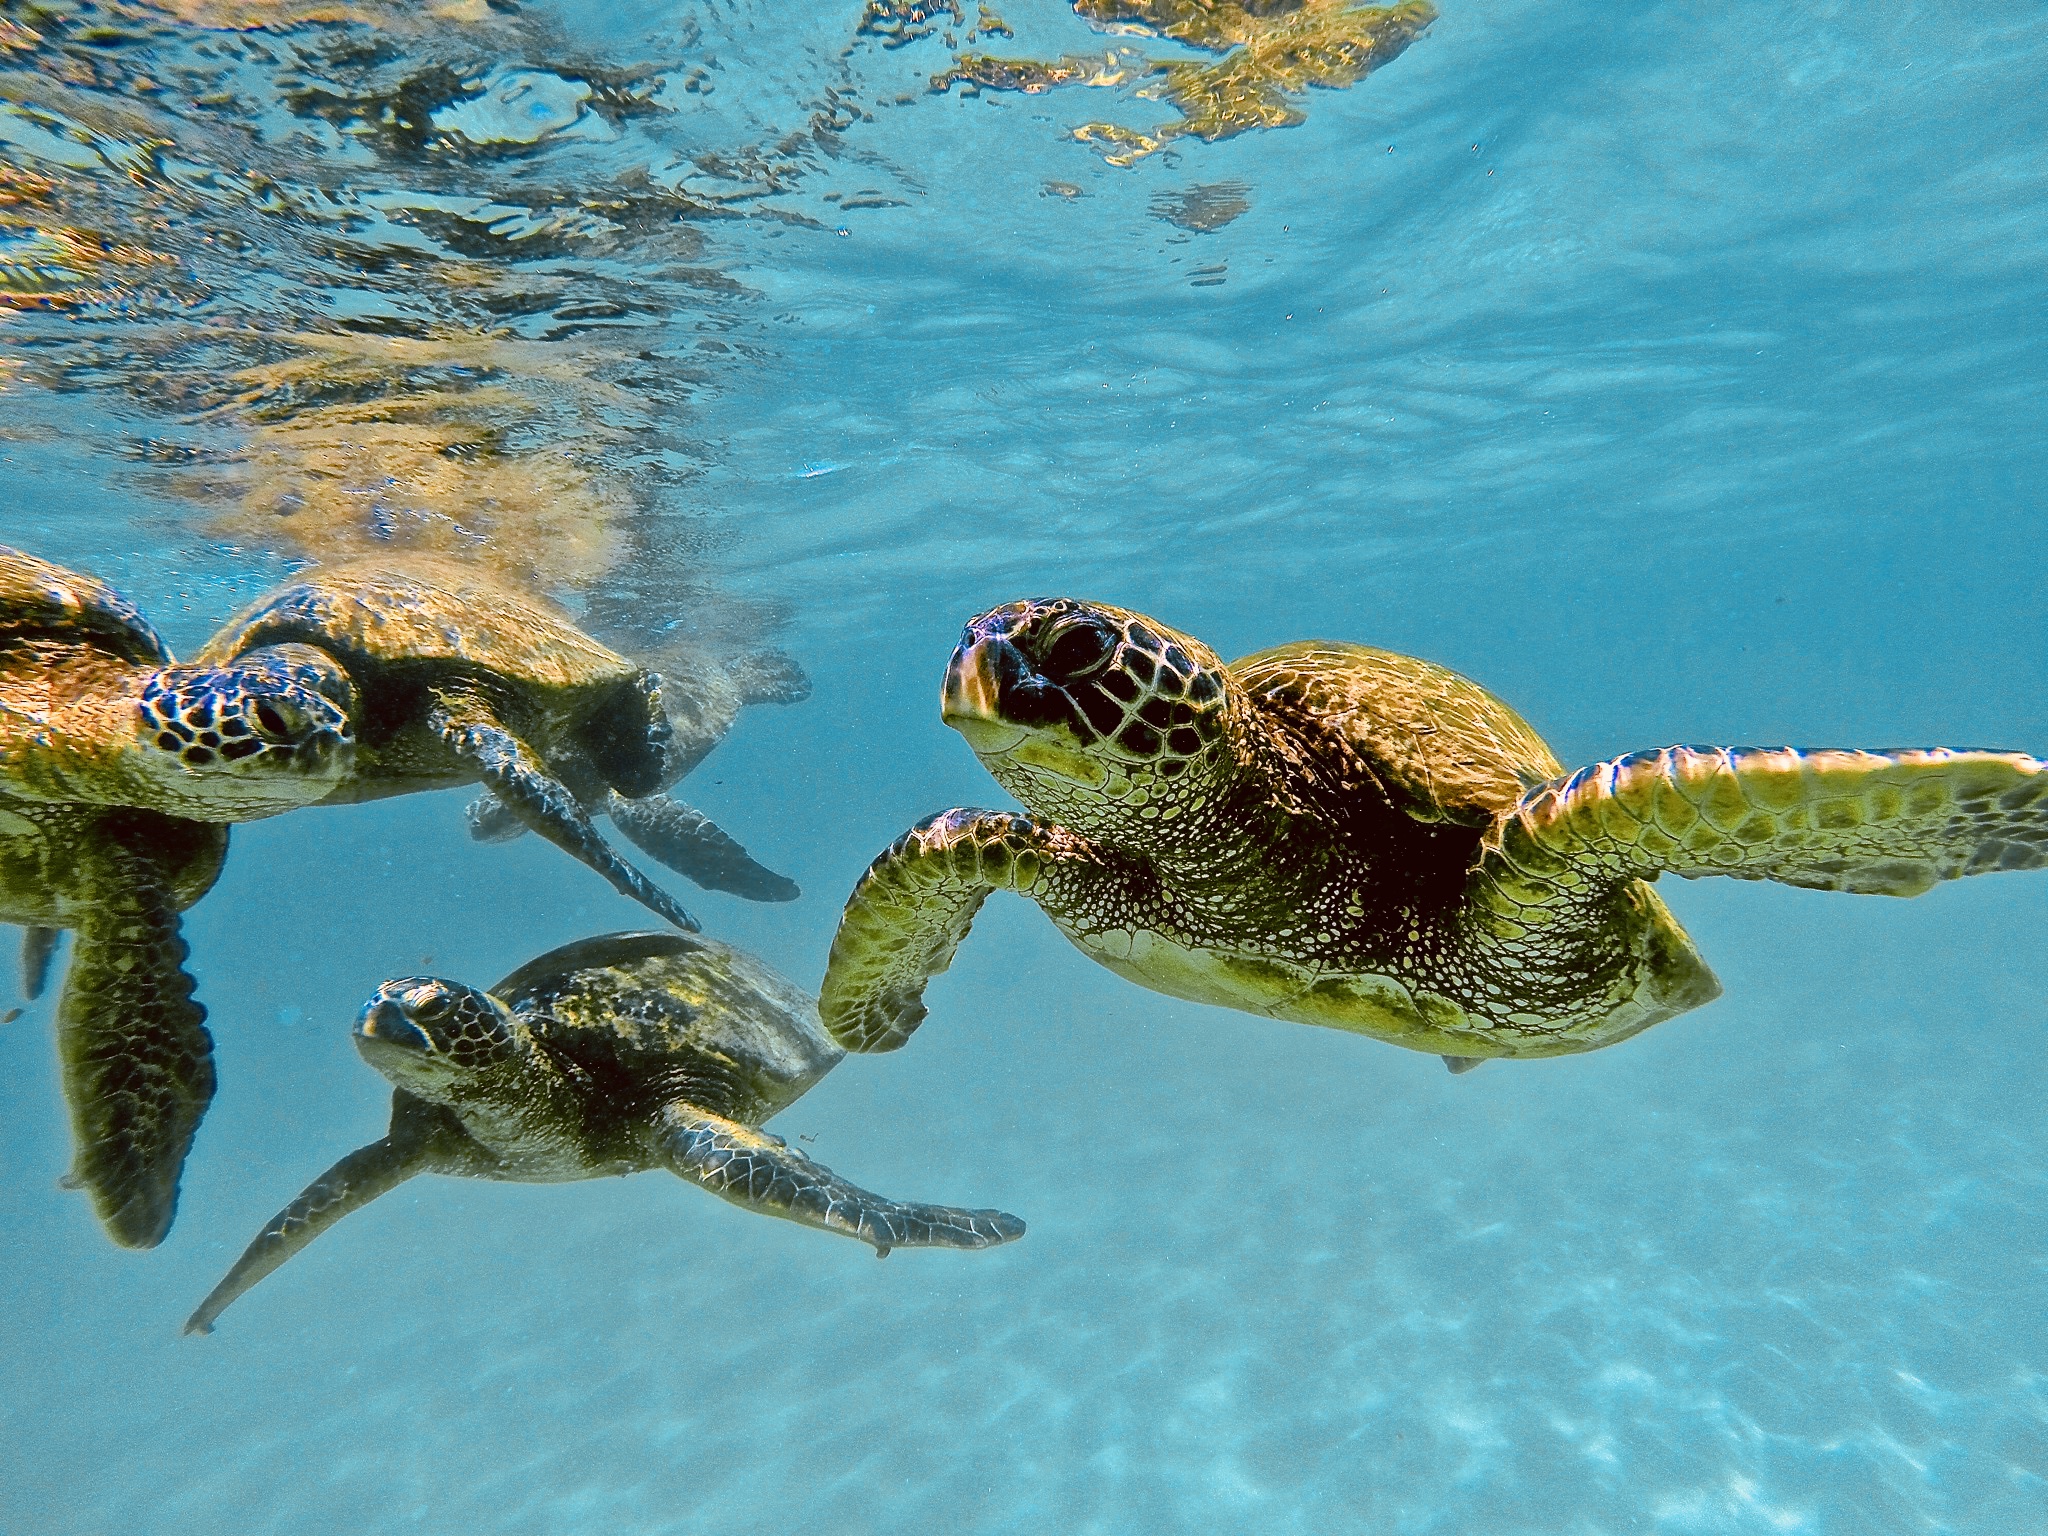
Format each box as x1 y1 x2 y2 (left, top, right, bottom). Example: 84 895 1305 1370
3 0 2046 1529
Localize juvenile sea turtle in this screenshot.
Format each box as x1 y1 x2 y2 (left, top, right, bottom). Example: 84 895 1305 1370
465 647 808 902
820 599 2048 1069
0 544 356 823
195 559 701 932
185 930 1024 1334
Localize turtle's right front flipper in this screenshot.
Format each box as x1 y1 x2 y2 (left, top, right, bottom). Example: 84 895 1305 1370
185 1096 471 1335
819 809 1102 1052
57 826 225 1249
662 1106 1024 1257
606 791 799 902
431 689 701 933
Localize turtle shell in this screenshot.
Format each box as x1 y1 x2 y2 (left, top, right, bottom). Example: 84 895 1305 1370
0 545 170 667
193 559 636 697
490 931 840 1124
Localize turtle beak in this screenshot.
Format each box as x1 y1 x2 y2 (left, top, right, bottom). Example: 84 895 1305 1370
354 996 430 1054
941 636 1028 755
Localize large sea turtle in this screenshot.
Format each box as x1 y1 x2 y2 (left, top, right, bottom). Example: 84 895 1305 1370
465 647 809 903
819 599 2048 1069
0 548 295 1246
195 560 703 932
185 930 1025 1334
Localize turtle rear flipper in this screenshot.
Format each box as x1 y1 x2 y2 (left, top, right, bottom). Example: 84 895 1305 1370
431 687 700 934
463 788 524 844
728 648 811 708
1495 746 2048 898
21 926 59 1000
661 1106 1024 1257
606 791 799 902
186 1096 473 1335
58 868 215 1249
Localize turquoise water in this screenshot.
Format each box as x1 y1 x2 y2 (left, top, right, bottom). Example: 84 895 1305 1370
4 0 2046 1529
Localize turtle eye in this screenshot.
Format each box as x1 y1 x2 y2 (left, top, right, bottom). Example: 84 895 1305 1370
1042 620 1116 681
408 992 453 1023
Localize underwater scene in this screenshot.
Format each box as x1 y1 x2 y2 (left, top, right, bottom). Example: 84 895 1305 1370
3 0 2046 1529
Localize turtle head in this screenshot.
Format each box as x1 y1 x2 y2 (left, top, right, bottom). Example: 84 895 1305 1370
354 977 521 1102
942 599 1236 833
134 643 356 817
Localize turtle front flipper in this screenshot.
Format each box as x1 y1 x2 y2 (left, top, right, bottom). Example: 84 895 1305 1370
185 1096 473 1335
20 925 58 999
605 790 800 902
430 687 701 933
819 809 1103 1052
661 1106 1024 1257
57 846 218 1249
1490 746 2048 900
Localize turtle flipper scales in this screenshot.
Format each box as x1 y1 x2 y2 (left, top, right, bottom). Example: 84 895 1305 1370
186 1098 471 1335
431 686 700 933
1487 746 2048 902
662 1107 1024 1257
819 809 1101 1052
605 790 799 902
57 847 216 1249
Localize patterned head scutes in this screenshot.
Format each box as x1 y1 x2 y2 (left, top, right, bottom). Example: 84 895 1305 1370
355 976 521 1085
0 543 170 666
135 643 356 794
942 598 1248 836
947 597 1231 757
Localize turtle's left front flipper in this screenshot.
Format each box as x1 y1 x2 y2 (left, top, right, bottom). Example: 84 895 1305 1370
661 1106 1025 1257
58 821 226 1249
185 1095 474 1335
1491 746 2048 899
431 687 701 933
605 791 799 902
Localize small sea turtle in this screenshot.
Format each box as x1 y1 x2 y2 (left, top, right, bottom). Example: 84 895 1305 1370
820 599 2048 1069
186 930 1025 1334
195 559 701 932
465 647 808 902
0 544 356 822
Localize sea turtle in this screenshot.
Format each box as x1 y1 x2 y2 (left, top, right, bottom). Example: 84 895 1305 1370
2 803 225 1249
185 930 1025 1334
0 549 279 1247
464 647 809 902
819 599 2048 1070
194 559 702 932
0 544 357 823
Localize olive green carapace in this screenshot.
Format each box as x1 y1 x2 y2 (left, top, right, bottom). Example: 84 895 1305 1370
185 932 1024 1335
820 599 2048 1068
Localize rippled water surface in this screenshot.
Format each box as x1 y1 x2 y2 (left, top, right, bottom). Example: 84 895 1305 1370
4 0 2046 1530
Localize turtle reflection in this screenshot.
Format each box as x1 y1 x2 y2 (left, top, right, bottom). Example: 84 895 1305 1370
931 0 1438 165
